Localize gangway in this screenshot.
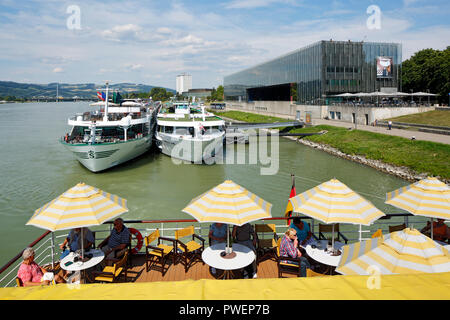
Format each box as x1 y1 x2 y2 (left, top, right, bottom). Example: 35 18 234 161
224 121 325 144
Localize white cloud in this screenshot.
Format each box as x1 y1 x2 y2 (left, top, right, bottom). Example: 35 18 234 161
52 67 64 73
225 0 298 9
101 24 143 41
124 63 144 71
156 27 173 34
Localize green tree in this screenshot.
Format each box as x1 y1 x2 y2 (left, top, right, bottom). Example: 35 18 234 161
216 85 224 101
402 47 450 104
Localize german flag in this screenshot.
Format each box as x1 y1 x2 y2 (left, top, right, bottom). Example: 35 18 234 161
284 174 296 225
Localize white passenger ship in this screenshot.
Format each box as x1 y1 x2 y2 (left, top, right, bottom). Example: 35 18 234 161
155 102 225 163
61 82 158 172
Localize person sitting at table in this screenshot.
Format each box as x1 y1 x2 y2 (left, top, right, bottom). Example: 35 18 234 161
59 227 95 260
421 219 449 243
208 223 228 275
232 223 258 278
98 218 130 264
280 228 310 277
17 247 65 286
290 217 313 247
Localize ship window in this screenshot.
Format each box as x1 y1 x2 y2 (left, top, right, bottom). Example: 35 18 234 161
175 127 189 135
165 126 173 134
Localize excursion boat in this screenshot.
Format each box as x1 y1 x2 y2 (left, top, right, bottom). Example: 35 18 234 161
61 82 158 172
155 102 226 163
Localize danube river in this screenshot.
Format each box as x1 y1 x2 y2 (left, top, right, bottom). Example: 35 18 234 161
0 102 415 266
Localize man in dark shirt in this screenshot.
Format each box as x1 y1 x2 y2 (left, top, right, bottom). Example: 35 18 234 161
99 218 130 261
232 223 258 278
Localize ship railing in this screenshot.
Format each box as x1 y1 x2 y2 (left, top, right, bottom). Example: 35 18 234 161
0 213 440 288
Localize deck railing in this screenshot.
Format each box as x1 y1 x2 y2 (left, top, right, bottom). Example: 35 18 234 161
0 213 442 288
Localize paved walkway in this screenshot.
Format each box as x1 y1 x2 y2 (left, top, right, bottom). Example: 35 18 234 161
313 119 450 145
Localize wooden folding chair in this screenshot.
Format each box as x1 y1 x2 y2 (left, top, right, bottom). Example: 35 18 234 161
318 224 348 244
275 238 302 278
175 226 205 273
389 223 406 233
255 224 278 264
144 229 175 275
93 251 128 283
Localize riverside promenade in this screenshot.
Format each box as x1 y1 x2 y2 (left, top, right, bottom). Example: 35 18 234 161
313 119 450 145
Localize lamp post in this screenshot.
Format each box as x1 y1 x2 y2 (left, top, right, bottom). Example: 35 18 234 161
427 89 430 106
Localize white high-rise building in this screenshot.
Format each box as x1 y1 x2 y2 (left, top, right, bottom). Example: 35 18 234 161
176 73 192 95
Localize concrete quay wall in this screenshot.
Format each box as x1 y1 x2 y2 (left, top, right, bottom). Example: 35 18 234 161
225 101 435 125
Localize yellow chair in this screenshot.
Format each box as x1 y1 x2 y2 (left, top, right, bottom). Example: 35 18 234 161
371 229 383 238
175 226 205 272
276 238 303 278
93 251 128 283
255 224 278 264
144 229 175 275
306 269 329 277
15 277 23 287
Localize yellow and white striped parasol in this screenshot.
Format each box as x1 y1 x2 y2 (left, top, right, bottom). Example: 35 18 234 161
336 228 450 275
182 180 272 226
288 179 385 226
26 182 128 231
385 177 450 220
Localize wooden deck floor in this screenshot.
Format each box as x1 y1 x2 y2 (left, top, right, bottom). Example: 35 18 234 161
121 254 297 283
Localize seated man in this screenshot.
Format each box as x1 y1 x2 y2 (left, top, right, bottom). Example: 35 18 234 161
18 247 65 286
59 227 95 260
280 228 310 277
290 217 313 246
209 223 228 246
421 219 449 243
208 223 228 275
99 218 130 261
232 223 257 278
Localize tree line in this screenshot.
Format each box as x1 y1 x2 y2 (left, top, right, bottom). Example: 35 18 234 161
402 46 449 104
123 87 174 101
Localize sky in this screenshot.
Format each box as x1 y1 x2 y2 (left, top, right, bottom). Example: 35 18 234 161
0 0 449 90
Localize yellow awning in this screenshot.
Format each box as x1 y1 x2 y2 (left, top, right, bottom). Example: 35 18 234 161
1 273 450 300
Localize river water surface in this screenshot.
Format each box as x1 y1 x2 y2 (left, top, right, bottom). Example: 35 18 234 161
0 102 415 266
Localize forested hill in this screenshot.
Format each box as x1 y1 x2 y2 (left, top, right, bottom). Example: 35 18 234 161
0 81 175 99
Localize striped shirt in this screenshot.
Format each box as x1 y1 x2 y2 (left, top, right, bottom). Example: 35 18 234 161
108 226 130 248
280 235 298 259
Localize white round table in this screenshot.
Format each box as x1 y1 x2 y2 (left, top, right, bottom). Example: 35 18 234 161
202 243 255 279
60 249 105 272
305 240 344 268
60 249 105 283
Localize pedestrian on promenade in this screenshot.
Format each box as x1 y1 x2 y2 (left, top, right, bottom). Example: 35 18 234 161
388 121 392 130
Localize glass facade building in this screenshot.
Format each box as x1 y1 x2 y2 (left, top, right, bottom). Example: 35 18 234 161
224 40 402 104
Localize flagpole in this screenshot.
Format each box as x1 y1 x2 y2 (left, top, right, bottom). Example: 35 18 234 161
103 81 109 122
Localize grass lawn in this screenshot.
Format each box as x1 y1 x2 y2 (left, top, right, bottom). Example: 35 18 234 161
217 110 450 179
295 125 450 179
211 110 291 123
387 110 450 127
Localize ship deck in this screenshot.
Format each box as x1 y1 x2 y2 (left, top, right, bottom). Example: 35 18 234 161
104 253 297 284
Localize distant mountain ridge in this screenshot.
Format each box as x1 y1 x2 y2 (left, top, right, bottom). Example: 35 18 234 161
0 81 175 99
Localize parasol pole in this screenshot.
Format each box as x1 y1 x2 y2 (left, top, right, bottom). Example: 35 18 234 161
332 223 335 250
81 228 84 259
431 218 433 240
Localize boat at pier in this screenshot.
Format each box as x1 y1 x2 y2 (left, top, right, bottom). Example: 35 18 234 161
61 82 158 172
155 102 226 163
